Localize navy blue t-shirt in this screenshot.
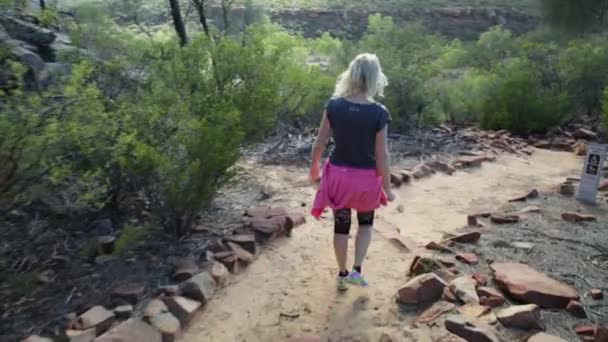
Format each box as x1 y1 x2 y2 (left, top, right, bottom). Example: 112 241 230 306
326 97 391 169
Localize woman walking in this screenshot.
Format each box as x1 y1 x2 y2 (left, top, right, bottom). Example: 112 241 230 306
310 53 395 291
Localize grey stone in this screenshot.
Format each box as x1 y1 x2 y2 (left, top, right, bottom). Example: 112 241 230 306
0 14 56 46
91 219 113 235
10 46 45 74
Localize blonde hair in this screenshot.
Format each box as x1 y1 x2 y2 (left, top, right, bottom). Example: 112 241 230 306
333 53 388 99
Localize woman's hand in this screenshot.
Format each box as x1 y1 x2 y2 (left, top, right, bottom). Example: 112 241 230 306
309 163 321 183
385 189 396 202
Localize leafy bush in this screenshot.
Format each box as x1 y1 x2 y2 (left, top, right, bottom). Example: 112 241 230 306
477 58 570 134
558 36 608 114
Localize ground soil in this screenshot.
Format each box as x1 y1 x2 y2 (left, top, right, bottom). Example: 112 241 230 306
179 148 602 341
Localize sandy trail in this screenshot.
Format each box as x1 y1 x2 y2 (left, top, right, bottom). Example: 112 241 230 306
180 149 582 342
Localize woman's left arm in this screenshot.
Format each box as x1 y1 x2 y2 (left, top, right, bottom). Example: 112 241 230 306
309 111 331 182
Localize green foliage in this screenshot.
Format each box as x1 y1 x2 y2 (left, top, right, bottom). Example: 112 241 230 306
0 61 116 210
558 36 608 114
477 58 570 134
355 15 446 128
113 224 147 255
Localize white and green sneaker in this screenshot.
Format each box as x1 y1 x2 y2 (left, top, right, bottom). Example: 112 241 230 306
337 275 349 291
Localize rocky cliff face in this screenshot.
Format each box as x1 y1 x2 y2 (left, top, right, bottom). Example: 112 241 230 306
209 6 539 40
0 13 86 90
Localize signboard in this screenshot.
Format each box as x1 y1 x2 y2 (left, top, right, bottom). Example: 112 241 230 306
577 143 608 204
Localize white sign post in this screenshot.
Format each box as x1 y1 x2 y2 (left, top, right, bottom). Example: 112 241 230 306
577 143 608 204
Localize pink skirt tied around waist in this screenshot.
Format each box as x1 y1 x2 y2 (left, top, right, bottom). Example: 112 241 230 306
311 162 388 219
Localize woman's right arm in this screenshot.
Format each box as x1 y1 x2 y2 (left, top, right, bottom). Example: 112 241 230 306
376 126 395 201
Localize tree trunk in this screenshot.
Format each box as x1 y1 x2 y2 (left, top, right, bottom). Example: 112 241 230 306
221 0 230 33
191 0 211 38
168 0 188 46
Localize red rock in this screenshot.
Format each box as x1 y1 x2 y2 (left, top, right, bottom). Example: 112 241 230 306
143 299 169 320
558 182 576 196
164 296 201 325
425 241 452 252
412 164 435 179
111 284 145 305
149 312 181 342
490 213 520 224
447 266 460 275
95 318 162 342
496 304 545 331
244 206 287 218
227 242 254 263
390 171 403 186
408 256 439 276
387 233 415 252
156 285 180 297
491 263 579 308
454 156 484 168
114 305 133 319
477 287 505 308
599 180 608 191
481 296 505 308
210 261 229 286
442 286 458 303
287 213 306 228
467 215 480 227
574 325 596 337
448 232 481 244
457 304 491 320
180 271 216 304
456 252 479 265
596 325 608 342
416 300 455 324
427 160 456 175
223 234 256 254
508 189 539 202
435 267 457 282
534 140 551 149
444 315 499 342
439 257 456 268
96 236 116 255
66 328 96 342
472 273 489 286
591 289 604 300
573 128 597 140
78 306 115 335
566 300 587 318
397 273 448 305
561 212 597 223
527 332 566 342
450 276 479 304
574 140 589 156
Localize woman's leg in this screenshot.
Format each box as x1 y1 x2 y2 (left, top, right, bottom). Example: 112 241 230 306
352 211 374 282
333 208 351 275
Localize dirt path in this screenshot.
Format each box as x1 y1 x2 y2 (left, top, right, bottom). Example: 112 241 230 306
180 149 582 342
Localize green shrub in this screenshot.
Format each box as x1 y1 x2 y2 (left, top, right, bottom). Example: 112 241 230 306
478 58 570 134
114 224 148 255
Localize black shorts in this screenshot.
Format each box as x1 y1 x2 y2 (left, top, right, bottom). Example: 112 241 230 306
333 208 375 234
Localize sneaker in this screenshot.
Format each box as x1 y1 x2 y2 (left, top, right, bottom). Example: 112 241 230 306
347 270 369 287
337 275 349 291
